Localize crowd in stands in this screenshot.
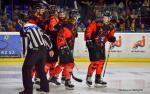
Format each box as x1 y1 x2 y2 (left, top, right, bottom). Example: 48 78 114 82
0 0 150 32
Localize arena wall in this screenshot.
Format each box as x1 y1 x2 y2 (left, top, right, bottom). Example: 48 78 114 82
0 32 150 62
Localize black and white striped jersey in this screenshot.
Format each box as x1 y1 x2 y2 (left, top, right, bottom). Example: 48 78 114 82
23 23 52 50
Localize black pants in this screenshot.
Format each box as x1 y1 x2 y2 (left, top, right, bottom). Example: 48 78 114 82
58 47 74 64
88 45 106 62
22 46 49 94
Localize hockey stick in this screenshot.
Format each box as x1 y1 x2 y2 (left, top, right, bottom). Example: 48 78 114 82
103 43 112 77
72 73 82 82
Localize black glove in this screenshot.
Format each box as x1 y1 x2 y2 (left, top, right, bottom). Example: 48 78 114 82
59 46 70 55
54 24 62 31
39 21 48 30
86 40 93 48
75 32 78 37
108 36 116 43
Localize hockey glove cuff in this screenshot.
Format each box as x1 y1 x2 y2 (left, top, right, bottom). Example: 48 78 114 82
108 36 116 43
86 40 93 48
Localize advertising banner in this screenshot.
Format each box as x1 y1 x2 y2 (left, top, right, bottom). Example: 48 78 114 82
0 32 22 57
74 33 150 58
0 32 149 59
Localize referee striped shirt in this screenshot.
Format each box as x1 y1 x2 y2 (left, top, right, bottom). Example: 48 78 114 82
23 23 52 50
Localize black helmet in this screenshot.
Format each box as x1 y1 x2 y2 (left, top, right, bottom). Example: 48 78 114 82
33 3 46 9
102 11 111 17
69 9 80 18
48 5 59 15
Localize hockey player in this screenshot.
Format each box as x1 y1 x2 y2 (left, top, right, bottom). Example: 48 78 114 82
44 9 68 85
19 3 54 94
60 10 79 84
43 6 61 85
53 11 78 90
85 10 116 87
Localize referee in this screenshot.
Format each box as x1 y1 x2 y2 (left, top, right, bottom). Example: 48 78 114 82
19 3 54 94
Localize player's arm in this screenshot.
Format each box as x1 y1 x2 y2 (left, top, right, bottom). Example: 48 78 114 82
107 24 116 43
84 21 96 47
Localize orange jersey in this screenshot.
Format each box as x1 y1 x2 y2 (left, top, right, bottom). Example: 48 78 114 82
57 27 73 48
56 22 77 49
85 20 115 42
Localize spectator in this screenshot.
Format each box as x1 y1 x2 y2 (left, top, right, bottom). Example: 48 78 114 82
77 0 92 27
143 0 149 7
0 22 6 32
0 0 149 33
0 15 9 31
7 22 16 32
140 23 145 32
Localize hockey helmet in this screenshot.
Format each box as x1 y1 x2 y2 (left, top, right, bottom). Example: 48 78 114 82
33 3 46 10
58 9 66 19
102 11 112 18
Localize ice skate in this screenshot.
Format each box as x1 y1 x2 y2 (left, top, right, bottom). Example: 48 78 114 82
65 79 74 90
49 76 61 85
61 76 66 84
94 75 107 87
86 75 92 87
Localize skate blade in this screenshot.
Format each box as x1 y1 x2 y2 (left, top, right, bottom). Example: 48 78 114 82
49 82 61 86
61 81 65 84
65 86 74 90
86 82 92 88
37 92 50 94
49 82 55 86
36 90 50 94
94 84 107 88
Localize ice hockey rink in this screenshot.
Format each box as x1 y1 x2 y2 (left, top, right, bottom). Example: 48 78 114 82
0 61 150 94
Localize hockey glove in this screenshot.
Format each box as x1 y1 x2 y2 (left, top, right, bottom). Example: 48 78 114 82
54 24 62 31
59 46 70 55
86 40 93 48
108 36 116 43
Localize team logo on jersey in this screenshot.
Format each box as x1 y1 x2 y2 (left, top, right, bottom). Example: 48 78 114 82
110 36 122 49
133 36 145 49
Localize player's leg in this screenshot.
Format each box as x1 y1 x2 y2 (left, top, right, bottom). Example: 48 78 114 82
63 63 75 90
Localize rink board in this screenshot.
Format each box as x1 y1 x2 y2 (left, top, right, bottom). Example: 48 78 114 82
74 32 150 59
0 32 150 63
0 58 150 64
0 32 22 57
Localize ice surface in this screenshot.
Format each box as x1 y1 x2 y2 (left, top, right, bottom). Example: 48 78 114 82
0 62 150 94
